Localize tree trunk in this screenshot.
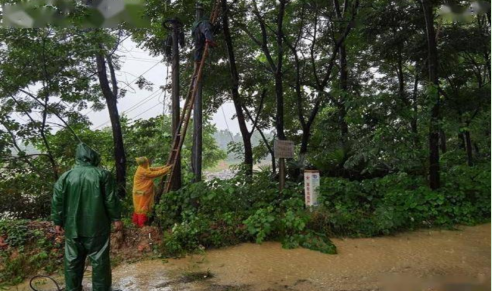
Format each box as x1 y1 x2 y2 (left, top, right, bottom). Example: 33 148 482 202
439 129 447 153
96 52 127 197
458 133 466 150
338 102 349 166
40 108 59 181
337 42 350 167
275 75 285 140
411 71 420 146
296 124 311 165
275 0 287 140
464 130 473 166
421 0 441 190
397 45 405 100
222 0 253 175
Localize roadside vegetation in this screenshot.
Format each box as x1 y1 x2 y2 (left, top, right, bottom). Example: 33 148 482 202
1 0 490 287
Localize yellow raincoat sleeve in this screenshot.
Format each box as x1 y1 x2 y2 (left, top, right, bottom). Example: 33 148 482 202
141 165 171 179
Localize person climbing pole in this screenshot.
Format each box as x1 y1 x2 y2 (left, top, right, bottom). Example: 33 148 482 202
51 143 122 291
192 14 218 63
132 157 172 227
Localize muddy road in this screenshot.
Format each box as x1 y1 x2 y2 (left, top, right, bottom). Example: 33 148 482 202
13 224 490 291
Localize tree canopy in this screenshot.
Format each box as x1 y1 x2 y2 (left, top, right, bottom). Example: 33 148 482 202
0 0 490 218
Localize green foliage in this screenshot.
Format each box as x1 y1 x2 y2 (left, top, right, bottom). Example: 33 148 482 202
0 0 489 286
0 221 63 286
244 206 276 244
0 220 29 247
315 163 491 237
0 114 226 219
155 160 489 257
156 172 336 256
282 231 337 255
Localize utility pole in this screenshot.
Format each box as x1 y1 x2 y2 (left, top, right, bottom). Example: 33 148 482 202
192 2 204 182
170 18 182 190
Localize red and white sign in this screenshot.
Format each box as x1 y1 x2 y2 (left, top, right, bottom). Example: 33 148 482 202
304 170 320 207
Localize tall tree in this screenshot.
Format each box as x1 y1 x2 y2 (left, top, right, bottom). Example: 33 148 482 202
95 31 127 197
281 0 359 164
240 0 288 140
221 0 267 175
420 0 441 189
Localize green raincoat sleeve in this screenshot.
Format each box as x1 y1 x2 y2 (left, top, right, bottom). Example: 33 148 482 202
51 172 69 227
102 171 121 222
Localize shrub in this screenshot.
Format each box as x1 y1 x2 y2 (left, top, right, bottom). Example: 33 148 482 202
156 172 337 256
155 164 489 256
317 163 491 237
0 221 63 286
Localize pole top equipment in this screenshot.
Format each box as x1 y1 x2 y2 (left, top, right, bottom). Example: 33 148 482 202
196 2 204 11
162 17 183 30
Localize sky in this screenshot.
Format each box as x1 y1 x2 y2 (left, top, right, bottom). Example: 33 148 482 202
86 39 242 134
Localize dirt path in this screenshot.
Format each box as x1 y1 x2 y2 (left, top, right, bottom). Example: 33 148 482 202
12 224 490 291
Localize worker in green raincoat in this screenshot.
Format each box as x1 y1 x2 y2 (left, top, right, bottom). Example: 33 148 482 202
192 15 217 62
52 143 122 291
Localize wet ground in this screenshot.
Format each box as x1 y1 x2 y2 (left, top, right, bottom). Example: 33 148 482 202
12 224 490 291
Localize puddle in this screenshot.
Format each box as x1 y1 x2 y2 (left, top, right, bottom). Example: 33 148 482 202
9 224 490 291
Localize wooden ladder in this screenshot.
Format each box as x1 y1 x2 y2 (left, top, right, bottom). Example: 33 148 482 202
155 0 221 204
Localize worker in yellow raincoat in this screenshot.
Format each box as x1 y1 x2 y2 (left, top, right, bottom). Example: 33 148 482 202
132 157 171 227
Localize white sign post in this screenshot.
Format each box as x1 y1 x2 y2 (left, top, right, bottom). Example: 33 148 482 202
304 170 320 207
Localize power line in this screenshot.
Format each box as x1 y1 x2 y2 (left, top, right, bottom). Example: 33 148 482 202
129 95 164 120
121 89 162 114
120 56 163 62
84 61 162 116
93 90 162 129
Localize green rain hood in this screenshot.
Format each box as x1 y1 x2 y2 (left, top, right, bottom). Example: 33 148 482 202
51 143 121 238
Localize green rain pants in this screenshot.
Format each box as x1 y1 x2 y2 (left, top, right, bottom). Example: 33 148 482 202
64 235 112 291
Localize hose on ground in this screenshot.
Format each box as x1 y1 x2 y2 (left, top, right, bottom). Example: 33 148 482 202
29 258 91 290
29 275 63 291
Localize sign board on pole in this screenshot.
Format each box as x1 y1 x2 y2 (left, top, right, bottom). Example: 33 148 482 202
274 140 294 159
304 170 320 207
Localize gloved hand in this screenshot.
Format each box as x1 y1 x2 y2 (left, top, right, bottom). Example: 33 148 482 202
206 39 218 48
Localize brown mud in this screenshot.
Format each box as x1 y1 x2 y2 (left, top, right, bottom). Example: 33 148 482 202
9 224 491 291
